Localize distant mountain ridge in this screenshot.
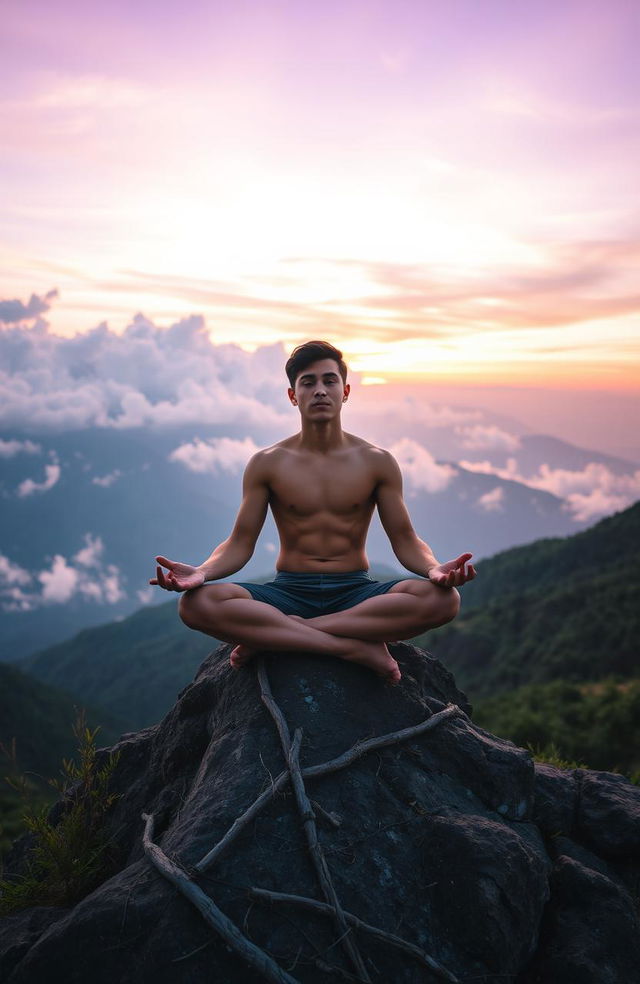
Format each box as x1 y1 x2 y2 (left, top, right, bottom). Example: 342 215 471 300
0 661 123 779
22 599 212 732
3 422 636 659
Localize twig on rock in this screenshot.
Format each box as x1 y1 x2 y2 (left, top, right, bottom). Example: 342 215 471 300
195 702 460 873
303 703 460 779
311 800 342 828
257 659 372 983
250 887 460 984
141 812 300 984
195 769 291 873
257 657 293 753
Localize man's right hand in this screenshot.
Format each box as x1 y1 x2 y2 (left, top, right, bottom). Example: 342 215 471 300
150 556 206 592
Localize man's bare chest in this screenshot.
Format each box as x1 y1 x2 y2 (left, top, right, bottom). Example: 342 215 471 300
269 461 376 518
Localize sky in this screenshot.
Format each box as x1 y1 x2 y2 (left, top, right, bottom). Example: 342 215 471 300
1 0 639 455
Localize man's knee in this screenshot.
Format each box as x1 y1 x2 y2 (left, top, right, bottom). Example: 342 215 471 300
178 588 206 629
437 586 460 625
414 582 460 627
179 583 251 630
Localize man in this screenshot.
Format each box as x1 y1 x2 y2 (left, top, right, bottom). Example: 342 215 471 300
151 340 475 684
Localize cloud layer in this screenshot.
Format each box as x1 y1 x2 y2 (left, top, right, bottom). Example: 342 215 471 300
169 436 260 474
460 457 640 522
0 315 290 432
389 438 456 493
1 316 638 528
0 533 124 612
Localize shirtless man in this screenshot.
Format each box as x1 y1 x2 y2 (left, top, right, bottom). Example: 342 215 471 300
151 340 475 684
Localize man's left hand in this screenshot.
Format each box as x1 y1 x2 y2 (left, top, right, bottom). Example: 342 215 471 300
428 553 476 587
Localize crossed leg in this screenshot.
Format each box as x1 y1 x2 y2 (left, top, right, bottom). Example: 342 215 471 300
178 583 402 683
292 579 460 642
179 579 460 685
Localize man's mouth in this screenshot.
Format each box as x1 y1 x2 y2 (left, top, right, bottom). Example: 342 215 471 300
312 402 330 407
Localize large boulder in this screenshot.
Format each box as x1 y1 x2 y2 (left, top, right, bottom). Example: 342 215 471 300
1 642 639 983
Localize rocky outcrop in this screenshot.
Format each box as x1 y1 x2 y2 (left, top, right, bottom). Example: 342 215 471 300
1 643 639 983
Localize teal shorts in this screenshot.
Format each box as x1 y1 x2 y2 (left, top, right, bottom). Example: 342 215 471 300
235 570 407 618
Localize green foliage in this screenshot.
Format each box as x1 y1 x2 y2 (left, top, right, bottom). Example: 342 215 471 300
420 558 639 698
22 598 211 731
527 742 587 771
474 678 640 777
451 500 640 615
0 712 120 913
0 738 56 858
0 661 121 778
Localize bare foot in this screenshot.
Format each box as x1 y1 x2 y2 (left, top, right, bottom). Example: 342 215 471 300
230 643 256 669
289 615 401 684
339 639 402 686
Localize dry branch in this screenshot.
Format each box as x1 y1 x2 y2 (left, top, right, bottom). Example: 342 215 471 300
250 887 460 984
195 702 460 873
141 812 300 984
258 659 371 982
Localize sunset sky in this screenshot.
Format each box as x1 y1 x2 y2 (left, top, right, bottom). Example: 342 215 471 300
2 1 639 431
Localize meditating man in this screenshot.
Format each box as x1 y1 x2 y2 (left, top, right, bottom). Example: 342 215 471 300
151 340 475 684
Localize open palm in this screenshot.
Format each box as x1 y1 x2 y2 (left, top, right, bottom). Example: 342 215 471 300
150 556 205 592
429 553 476 587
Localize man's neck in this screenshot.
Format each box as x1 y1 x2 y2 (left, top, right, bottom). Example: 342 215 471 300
297 419 346 452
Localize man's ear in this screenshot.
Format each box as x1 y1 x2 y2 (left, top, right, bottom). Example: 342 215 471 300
288 387 298 406
342 383 351 403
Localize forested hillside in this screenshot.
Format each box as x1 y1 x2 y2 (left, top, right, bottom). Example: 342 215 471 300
421 502 640 774
22 599 212 731
0 663 122 855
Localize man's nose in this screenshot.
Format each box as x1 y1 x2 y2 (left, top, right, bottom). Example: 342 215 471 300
314 384 327 396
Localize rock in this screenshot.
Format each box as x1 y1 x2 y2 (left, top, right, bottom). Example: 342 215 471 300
519 853 640 984
576 769 640 861
1 642 639 983
532 762 577 837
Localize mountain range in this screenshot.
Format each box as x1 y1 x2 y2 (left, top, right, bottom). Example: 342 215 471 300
0 500 638 861
2 421 637 658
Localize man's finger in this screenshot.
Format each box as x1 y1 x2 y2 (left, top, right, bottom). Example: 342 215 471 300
156 555 174 570
455 552 473 567
149 577 158 585
156 565 168 589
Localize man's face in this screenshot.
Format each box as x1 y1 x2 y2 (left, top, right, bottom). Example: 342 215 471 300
288 358 350 419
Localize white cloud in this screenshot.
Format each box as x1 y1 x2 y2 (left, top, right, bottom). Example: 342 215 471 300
477 486 504 512
459 457 640 522
169 436 260 475
456 424 521 452
390 438 456 493
136 586 155 605
264 541 277 554
0 438 41 458
564 488 632 523
17 463 60 497
102 567 125 604
0 316 290 433
38 554 79 603
73 533 104 567
0 537 125 611
0 553 32 587
92 469 122 487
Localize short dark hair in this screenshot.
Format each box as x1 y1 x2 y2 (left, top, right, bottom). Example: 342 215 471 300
285 340 348 388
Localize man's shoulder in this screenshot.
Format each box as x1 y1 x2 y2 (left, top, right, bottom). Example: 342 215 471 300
245 439 297 476
344 433 396 463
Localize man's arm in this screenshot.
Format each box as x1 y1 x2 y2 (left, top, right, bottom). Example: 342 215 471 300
375 450 475 586
151 452 270 592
